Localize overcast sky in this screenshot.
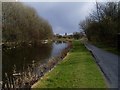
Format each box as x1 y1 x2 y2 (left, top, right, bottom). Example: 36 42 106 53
20 2 96 35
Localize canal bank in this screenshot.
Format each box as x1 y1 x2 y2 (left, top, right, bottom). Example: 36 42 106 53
32 40 107 88
2 41 71 89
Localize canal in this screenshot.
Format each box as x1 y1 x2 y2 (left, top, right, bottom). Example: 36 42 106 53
2 41 68 86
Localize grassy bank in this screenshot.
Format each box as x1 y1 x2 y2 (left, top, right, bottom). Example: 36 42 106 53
91 42 120 55
32 40 107 88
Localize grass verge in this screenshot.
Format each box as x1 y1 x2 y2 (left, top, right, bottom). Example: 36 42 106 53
32 40 107 88
91 42 120 55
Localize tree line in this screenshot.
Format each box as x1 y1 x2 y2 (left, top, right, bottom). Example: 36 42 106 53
80 2 120 47
54 32 83 40
2 2 53 44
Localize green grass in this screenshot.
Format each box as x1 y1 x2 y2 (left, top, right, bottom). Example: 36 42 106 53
32 40 107 88
91 42 120 55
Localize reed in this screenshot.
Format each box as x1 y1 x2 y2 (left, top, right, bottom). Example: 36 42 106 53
2 41 72 89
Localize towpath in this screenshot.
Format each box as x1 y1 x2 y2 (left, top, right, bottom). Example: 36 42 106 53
85 43 119 88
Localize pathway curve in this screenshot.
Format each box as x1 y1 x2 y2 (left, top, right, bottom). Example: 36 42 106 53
85 43 119 88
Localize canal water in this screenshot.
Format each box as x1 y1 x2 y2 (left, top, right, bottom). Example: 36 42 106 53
2 41 68 82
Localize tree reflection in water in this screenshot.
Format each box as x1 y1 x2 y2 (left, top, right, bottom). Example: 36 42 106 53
2 41 69 88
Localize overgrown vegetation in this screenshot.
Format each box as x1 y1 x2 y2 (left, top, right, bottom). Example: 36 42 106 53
2 41 72 89
32 40 107 88
80 2 120 48
2 2 53 43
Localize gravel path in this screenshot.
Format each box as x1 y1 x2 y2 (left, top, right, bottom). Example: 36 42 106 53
85 43 119 88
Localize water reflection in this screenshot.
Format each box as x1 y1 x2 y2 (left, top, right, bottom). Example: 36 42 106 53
52 42 67 57
2 41 67 82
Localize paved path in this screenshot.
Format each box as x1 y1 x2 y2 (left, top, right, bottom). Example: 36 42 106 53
85 43 119 88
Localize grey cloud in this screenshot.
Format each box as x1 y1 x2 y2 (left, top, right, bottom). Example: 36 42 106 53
22 2 95 34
